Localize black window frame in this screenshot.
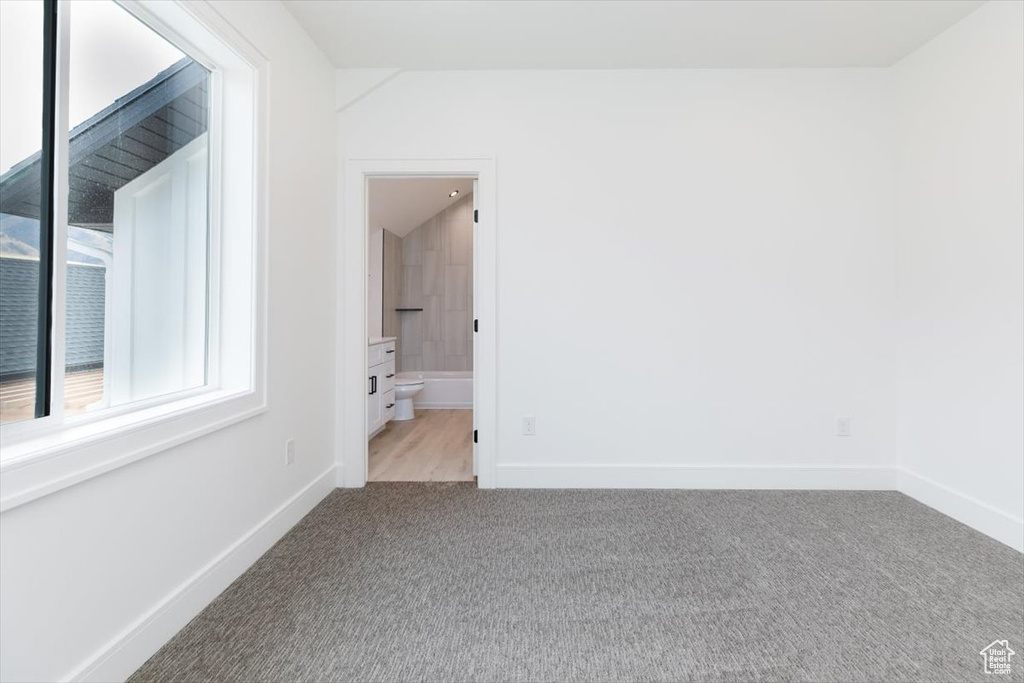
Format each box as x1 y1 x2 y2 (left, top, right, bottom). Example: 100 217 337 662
34 0 58 418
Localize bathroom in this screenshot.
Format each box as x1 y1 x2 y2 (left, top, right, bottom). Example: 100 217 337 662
365 177 475 482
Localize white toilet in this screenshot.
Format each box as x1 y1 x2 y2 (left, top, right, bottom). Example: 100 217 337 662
393 372 425 420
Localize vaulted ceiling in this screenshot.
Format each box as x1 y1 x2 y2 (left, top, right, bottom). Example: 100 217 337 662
368 178 474 237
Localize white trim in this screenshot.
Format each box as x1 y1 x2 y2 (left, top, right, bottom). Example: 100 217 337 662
897 468 1024 553
336 158 498 489
0 390 264 512
67 467 337 683
0 0 270 512
496 463 898 490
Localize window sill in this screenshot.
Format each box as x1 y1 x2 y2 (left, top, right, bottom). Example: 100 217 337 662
0 387 266 512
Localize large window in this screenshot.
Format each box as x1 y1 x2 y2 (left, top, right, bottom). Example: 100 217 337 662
1 1 211 425
1 0 265 508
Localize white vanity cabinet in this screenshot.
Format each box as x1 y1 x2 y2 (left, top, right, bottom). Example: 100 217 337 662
368 339 397 437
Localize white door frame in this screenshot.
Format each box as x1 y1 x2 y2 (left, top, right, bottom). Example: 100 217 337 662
336 158 498 488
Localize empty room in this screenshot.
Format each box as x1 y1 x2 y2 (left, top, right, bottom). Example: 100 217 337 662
0 1 1021 682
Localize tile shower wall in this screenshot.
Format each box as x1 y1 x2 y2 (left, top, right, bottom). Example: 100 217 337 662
381 229 403 357
397 194 473 371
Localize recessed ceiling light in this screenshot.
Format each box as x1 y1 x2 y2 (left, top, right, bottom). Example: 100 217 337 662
448 190 459 197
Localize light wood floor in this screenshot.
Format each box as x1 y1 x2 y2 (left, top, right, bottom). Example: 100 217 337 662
368 409 474 482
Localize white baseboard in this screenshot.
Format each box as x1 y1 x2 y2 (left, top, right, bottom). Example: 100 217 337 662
70 466 338 683
897 468 1024 553
496 463 898 490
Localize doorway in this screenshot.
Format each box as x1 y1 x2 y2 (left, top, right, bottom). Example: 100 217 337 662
338 158 496 489
365 177 475 482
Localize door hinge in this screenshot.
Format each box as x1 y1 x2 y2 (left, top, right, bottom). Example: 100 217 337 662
473 318 478 332
473 429 478 444
473 209 478 223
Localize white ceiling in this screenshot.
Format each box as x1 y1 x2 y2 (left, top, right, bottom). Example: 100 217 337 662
368 178 474 237
284 0 984 70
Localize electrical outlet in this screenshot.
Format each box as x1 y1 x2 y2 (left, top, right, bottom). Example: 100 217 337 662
285 438 295 465
522 416 536 436
836 417 851 437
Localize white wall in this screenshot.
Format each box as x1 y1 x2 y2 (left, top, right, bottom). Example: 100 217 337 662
0 2 338 681
339 69 899 487
894 0 1024 550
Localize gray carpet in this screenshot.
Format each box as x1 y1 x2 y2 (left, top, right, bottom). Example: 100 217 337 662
130 485 1024 683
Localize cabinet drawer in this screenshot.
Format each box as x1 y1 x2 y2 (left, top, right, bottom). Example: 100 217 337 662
368 343 384 367
383 390 396 422
380 360 396 393
382 341 397 359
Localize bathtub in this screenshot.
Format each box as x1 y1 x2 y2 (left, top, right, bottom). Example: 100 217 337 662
401 371 473 409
